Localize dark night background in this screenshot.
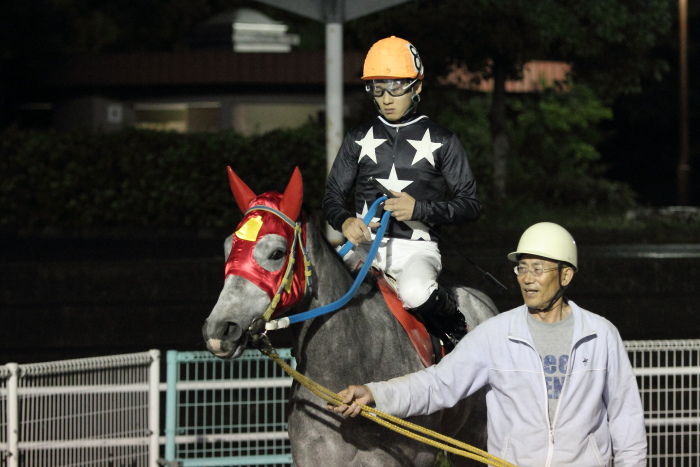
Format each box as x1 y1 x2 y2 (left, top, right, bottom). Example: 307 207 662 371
0 0 697 206
1 0 699 364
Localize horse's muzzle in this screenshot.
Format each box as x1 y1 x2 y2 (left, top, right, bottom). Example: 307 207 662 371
202 319 247 359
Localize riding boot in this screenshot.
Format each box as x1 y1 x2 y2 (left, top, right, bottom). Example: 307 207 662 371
409 287 468 354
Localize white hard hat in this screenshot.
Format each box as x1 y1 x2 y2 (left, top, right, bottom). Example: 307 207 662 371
507 222 578 272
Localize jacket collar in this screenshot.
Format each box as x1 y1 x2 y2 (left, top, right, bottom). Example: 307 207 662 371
377 114 428 128
508 301 597 346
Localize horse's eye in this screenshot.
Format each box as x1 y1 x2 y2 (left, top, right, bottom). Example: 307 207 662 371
270 249 285 261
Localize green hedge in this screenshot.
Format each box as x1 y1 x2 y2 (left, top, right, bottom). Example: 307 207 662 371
0 124 326 228
1 87 640 232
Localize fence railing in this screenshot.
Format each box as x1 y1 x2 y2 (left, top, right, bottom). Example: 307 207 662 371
162 349 295 467
626 340 700 466
0 350 160 467
0 341 699 467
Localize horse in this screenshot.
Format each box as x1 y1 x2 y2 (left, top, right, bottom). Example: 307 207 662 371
202 167 499 467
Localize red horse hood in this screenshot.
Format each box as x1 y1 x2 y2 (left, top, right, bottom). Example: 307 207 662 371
224 167 308 320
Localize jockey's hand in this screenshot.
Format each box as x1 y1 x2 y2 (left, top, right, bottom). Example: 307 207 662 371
342 217 372 245
384 192 415 221
328 385 375 417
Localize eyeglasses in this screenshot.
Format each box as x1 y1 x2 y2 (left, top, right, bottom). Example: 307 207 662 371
365 79 418 97
513 265 559 277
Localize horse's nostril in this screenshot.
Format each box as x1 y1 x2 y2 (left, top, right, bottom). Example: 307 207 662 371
203 319 241 341
224 322 240 338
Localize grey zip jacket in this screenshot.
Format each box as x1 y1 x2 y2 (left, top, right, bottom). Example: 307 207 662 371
366 301 647 466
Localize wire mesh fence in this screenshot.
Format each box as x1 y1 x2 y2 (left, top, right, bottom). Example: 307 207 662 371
626 340 700 467
0 341 699 466
162 349 295 467
0 351 159 467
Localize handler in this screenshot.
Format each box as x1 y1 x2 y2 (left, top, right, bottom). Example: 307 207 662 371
322 36 481 351
330 222 647 466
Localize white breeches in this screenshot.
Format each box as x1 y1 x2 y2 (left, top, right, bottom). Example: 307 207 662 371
343 237 441 309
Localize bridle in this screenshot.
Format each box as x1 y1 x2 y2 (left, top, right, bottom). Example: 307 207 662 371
245 204 311 322
224 166 310 337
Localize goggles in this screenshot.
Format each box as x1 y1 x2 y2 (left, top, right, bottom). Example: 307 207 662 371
365 79 418 97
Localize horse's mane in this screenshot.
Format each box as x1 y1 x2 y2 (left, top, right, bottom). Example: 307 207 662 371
302 206 352 275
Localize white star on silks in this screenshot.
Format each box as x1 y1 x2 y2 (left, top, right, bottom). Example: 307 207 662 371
357 201 380 225
376 165 413 193
405 220 432 241
408 129 443 167
355 127 386 164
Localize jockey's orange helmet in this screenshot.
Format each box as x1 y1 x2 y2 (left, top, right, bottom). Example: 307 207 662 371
362 36 424 81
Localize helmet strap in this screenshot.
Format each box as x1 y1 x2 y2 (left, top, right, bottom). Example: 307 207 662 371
397 106 419 123
406 85 421 115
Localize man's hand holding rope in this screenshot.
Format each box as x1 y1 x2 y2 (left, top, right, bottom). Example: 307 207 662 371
328 384 375 417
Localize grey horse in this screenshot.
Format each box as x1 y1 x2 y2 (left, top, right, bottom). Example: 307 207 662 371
202 167 499 467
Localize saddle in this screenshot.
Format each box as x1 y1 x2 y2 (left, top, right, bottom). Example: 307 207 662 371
372 268 444 367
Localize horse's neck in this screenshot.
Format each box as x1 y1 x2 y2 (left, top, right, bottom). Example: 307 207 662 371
292 221 382 341
306 221 355 305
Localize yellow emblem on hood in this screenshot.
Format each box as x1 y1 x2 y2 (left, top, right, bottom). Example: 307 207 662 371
234 215 263 241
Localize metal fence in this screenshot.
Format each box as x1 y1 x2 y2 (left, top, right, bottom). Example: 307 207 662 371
0 350 160 467
627 340 700 467
1 341 699 466
0 365 9 466
162 349 295 467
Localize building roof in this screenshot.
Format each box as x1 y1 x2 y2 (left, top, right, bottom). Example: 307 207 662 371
442 60 571 92
52 50 366 88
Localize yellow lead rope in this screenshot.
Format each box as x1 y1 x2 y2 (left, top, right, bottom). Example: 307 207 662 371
258 344 517 467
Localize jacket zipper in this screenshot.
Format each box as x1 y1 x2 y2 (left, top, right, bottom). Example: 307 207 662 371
543 366 554 467
546 329 597 466
393 126 399 160
509 334 555 466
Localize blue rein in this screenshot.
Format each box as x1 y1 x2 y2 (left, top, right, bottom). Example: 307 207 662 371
283 197 389 325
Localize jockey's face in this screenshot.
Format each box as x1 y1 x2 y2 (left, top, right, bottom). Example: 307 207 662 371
373 80 422 121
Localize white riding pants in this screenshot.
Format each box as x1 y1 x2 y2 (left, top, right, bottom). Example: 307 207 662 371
343 237 441 309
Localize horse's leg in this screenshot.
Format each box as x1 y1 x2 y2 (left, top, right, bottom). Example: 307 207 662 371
288 393 440 467
447 388 489 467
442 287 494 467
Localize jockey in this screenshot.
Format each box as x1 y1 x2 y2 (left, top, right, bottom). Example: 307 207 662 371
322 36 481 352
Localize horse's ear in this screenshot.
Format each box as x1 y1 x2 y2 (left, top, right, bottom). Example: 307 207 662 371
227 166 257 213
280 167 303 221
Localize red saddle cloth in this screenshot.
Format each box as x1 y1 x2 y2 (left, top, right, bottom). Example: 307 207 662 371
373 269 442 368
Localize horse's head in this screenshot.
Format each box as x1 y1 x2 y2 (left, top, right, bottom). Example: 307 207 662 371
203 167 309 358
